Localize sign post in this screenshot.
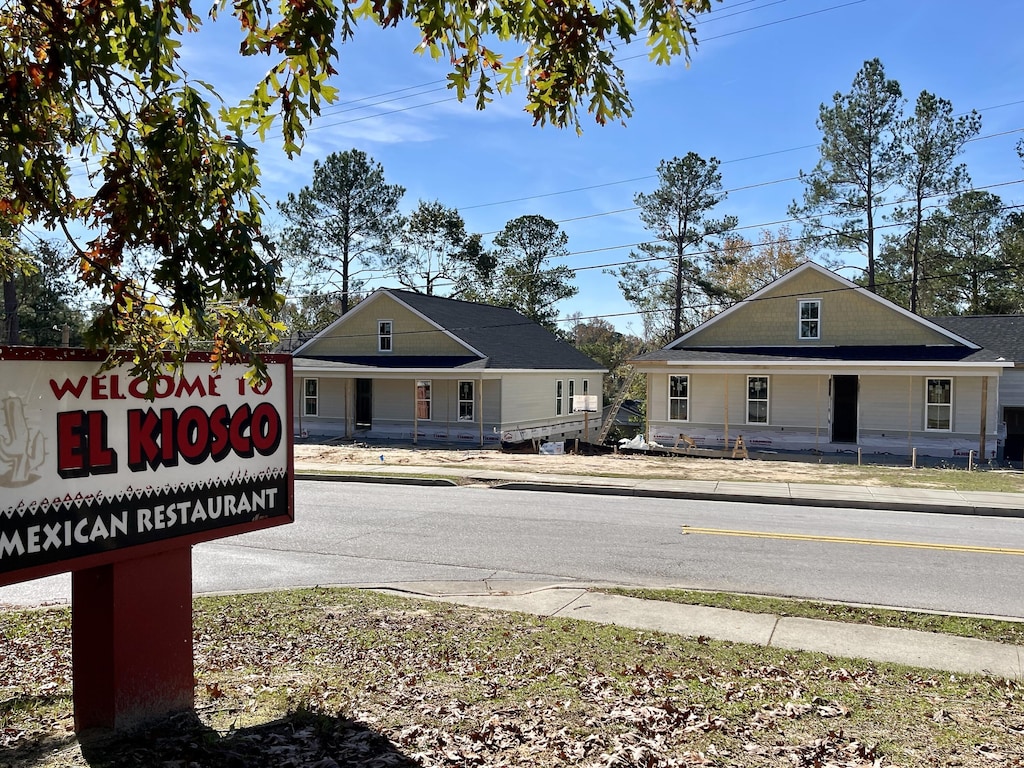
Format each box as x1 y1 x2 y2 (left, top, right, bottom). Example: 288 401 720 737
0 349 294 730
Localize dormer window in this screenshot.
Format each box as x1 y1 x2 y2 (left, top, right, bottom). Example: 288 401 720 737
798 300 820 340
378 320 393 352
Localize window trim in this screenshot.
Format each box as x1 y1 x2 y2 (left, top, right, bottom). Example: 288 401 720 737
555 379 564 416
415 379 432 421
378 319 393 352
747 375 770 424
798 299 821 341
303 377 319 417
925 377 953 432
668 374 689 422
458 380 475 422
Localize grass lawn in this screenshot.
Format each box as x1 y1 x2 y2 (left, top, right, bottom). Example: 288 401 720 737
599 588 1024 647
2 588 1023 767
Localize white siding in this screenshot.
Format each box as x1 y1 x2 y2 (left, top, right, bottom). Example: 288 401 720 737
859 376 918 432
999 369 1024 408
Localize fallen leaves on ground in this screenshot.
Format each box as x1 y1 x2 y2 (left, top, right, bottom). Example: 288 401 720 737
2 589 1023 767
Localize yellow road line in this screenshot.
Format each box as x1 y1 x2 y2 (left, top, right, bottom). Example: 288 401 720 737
681 526 1024 556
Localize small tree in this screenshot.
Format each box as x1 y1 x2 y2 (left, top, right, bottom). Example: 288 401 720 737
277 150 405 315
609 153 737 341
382 200 489 297
568 314 645 402
790 59 904 292
927 191 1011 314
489 215 577 330
707 226 823 301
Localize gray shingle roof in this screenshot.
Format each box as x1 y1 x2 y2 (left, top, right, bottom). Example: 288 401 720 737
633 345 1006 364
929 316 1024 362
389 290 603 370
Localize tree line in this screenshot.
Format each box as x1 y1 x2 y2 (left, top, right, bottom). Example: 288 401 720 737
274 149 576 338
4 54 1024 370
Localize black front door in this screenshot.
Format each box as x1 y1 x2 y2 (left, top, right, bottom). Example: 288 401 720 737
355 379 372 429
831 375 858 443
1004 407 1024 462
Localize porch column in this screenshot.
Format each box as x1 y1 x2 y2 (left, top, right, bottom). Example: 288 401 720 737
344 379 352 438
723 374 729 449
980 376 989 459
644 373 652 442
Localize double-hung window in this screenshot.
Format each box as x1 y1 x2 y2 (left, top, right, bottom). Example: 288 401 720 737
555 380 564 416
416 380 431 420
747 376 769 424
668 375 689 421
798 300 821 340
378 320 393 352
568 380 576 412
926 378 952 431
303 378 319 416
458 381 474 421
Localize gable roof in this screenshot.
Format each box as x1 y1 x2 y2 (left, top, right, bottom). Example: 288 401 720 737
294 288 604 371
666 262 979 350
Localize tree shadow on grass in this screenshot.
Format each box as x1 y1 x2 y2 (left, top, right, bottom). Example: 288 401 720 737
4 707 420 768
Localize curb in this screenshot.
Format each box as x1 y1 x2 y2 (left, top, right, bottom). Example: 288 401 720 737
294 473 1024 518
490 481 1024 519
296 473 458 488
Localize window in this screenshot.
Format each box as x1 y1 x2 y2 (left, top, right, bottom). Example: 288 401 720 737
668 375 689 421
458 380 474 421
747 376 769 424
303 378 318 416
582 379 589 395
555 380 564 416
378 320 393 352
926 378 952 431
568 380 575 412
416 380 431 420
798 300 821 340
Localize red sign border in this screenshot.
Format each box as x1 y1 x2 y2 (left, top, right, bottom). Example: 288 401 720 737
0 348 295 588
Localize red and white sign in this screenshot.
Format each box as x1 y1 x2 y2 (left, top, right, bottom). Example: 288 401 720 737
0 349 294 586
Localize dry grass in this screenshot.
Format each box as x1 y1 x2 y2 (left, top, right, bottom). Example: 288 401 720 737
293 443 1024 493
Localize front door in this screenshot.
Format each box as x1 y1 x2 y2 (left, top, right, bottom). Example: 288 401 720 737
831 375 858 443
355 379 372 429
1004 407 1024 463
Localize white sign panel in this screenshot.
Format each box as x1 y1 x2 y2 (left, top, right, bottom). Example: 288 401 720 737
0 350 293 584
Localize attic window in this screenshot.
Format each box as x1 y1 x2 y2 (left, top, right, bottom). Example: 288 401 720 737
798 300 820 340
378 320 393 352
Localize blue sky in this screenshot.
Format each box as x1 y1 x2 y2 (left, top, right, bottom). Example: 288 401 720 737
179 0 1024 337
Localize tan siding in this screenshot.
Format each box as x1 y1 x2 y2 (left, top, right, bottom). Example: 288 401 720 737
302 296 471 357
685 269 957 347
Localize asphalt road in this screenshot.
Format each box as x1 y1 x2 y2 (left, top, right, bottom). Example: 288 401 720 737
3 480 1024 618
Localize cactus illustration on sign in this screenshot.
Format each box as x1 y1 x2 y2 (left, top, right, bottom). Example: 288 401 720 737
0 397 46 487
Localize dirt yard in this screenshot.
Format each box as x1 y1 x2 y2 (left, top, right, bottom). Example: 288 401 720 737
292 441 1023 489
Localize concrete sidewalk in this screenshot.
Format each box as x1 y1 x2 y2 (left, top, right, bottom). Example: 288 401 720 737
372 580 1023 680
297 465 1024 517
